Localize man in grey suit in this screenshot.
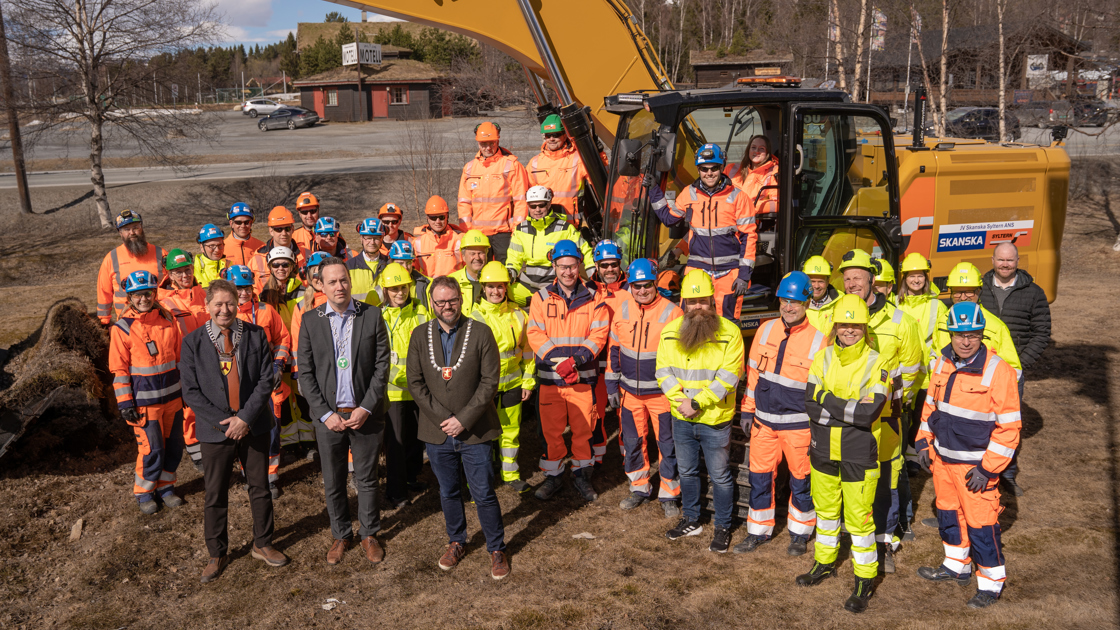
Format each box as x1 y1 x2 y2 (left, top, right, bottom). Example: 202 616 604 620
180 279 290 584
407 275 509 580
297 257 390 566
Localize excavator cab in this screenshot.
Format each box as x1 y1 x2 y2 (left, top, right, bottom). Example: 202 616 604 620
603 85 902 331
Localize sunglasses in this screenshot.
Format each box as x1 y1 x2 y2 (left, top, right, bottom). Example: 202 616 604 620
381 218 400 225
598 262 621 269
270 262 292 269
697 165 721 173
232 219 252 226
298 209 319 215
528 203 549 209
270 225 293 233
631 281 655 290
428 215 448 221
131 290 154 298
544 132 565 139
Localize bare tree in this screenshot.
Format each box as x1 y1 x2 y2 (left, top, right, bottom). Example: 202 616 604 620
911 3 942 134
832 0 848 90
392 110 462 215
997 0 1007 142
938 0 950 135
851 0 869 102
6 0 222 228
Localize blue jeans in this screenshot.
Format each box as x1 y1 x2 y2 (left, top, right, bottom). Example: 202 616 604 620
426 437 506 553
673 419 734 528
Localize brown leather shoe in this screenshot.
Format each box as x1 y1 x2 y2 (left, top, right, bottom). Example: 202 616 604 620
438 542 465 571
251 545 290 567
360 536 384 564
326 538 350 565
200 556 229 584
490 550 510 580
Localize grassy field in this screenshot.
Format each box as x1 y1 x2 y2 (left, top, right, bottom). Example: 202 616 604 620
0 173 1117 629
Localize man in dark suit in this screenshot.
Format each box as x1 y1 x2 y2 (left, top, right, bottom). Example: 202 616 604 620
297 257 391 566
407 275 509 580
180 279 290 584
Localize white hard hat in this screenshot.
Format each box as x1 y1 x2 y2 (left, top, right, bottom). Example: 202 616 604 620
526 185 554 204
267 246 295 263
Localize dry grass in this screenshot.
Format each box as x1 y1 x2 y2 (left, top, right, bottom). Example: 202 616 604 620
0 175 1117 629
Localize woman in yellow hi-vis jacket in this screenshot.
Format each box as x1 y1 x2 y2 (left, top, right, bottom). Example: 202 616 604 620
471 261 535 493
798 293 892 615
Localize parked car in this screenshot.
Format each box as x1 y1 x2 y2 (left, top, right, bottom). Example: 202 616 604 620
241 99 282 117
1047 100 1075 126
1073 100 1114 127
257 107 320 131
1012 101 1052 128
932 107 1021 142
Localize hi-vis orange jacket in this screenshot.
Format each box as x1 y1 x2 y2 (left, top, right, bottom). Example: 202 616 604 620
731 157 779 216
412 224 463 278
606 292 682 397
224 233 265 267
109 307 183 411
457 147 529 235
157 276 206 333
742 317 826 431
916 345 1021 478
528 141 589 222
527 280 611 387
651 176 758 280
248 239 309 290
97 244 168 324
237 300 292 369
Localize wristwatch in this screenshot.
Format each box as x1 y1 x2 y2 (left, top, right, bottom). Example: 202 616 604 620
690 400 700 411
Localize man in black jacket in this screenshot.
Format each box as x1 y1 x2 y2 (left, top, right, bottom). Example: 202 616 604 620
298 258 391 567
181 279 290 584
979 242 1051 496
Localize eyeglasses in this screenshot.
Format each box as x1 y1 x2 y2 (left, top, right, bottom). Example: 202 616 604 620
555 262 579 272
202 242 223 249
131 290 154 299
270 225 293 233
954 332 983 341
951 289 978 296
544 132 565 139
433 297 462 309
631 281 655 290
270 262 292 269
428 214 448 221
298 209 319 215
528 203 549 209
597 262 620 269
697 165 721 173
232 219 252 226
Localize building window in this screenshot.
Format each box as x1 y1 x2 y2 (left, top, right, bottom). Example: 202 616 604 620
390 86 409 105
720 71 729 77
326 89 338 106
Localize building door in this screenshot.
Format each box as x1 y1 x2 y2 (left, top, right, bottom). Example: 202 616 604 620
313 89 324 118
373 88 388 118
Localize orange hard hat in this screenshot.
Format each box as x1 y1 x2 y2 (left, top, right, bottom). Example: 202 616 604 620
475 121 500 142
378 203 402 219
657 269 681 293
296 192 319 210
268 206 295 227
424 196 450 215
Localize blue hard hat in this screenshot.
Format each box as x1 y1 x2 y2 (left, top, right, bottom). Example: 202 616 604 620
225 265 255 287
947 302 986 333
357 217 385 236
197 223 224 244
627 258 657 283
122 270 158 293
695 143 726 167
776 271 813 302
593 239 622 262
550 239 582 262
228 202 252 220
315 217 340 235
389 240 415 260
306 251 332 269
115 209 142 230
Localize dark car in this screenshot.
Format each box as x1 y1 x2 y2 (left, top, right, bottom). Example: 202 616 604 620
1074 100 1113 127
257 107 320 131
937 107 1021 141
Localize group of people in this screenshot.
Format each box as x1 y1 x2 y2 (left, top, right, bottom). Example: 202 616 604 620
98 114 1051 611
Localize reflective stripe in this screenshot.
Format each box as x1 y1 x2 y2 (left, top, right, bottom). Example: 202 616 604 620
987 442 1016 458
620 347 658 361
134 474 156 491
816 534 839 548
691 226 738 237
133 383 182 403
851 549 878 566
944 543 970 561
755 410 810 424
996 411 1020 425
944 557 971 574
981 354 1001 387
759 370 808 391
113 375 130 384
937 400 995 423
130 361 178 376
659 367 718 381
933 439 985 461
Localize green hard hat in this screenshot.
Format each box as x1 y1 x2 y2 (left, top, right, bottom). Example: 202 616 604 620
541 114 563 134
165 248 193 270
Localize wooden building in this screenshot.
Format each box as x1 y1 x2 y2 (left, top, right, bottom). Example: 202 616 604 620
690 49 795 88
294 59 449 122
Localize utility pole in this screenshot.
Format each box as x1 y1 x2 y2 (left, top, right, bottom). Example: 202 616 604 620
354 25 365 121
0 1 32 214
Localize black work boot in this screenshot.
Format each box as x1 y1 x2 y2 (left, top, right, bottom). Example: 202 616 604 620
967 590 1000 609
572 470 598 502
795 561 836 586
534 475 564 501
917 565 971 585
844 576 875 613
787 535 809 557
732 533 770 554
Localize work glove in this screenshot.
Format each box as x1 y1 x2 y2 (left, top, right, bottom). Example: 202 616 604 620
733 278 752 297
607 392 621 410
643 175 665 204
917 449 932 473
120 407 145 428
739 411 755 436
554 357 580 385
965 466 989 493
507 267 519 283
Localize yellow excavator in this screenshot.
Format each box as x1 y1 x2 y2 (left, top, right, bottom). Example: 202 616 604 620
333 0 1068 329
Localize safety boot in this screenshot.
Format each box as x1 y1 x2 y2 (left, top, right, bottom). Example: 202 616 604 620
844 576 875 613
534 475 564 501
787 535 809 557
967 590 1000 609
661 501 681 519
572 472 598 502
879 543 896 574
507 479 531 494
795 561 836 586
138 500 159 515
619 492 648 510
732 534 770 554
192 459 205 473
161 492 184 508
917 565 971 585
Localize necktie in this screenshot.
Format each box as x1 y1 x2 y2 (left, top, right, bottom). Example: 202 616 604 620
223 329 241 413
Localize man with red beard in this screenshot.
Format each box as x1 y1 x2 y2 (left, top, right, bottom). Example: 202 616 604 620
97 210 168 325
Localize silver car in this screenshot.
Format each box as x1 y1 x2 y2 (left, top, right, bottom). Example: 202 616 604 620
257 107 320 131
241 99 282 117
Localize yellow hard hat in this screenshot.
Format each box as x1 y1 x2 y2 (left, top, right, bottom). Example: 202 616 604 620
460 229 490 249
802 255 832 277
479 261 510 284
832 293 870 325
681 269 714 298
900 252 932 273
872 259 896 284
838 249 876 274
946 262 982 288
380 262 413 288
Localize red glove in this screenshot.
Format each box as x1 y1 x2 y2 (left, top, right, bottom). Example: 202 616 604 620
555 357 580 385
